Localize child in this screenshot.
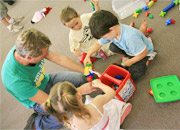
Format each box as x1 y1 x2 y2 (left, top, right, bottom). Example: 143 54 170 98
84 10 157 80
43 79 132 130
60 0 114 62
0 1 24 32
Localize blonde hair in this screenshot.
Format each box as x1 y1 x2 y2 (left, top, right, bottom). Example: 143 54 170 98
43 82 91 124
16 28 52 57
60 6 78 25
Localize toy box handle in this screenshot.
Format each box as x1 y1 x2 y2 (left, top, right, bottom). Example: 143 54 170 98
102 73 122 85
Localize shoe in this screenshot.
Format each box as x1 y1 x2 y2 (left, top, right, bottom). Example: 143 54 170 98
148 51 157 61
24 113 38 130
120 103 132 125
3 0 15 5
13 16 25 25
10 25 24 33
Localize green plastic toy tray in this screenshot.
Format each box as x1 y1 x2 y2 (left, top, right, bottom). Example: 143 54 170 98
150 75 180 103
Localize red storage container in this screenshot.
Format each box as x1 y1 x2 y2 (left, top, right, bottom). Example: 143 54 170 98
100 65 136 102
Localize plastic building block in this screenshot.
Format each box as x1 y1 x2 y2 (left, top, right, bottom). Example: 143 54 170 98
148 1 154 8
171 19 176 24
136 8 142 13
150 75 180 103
79 52 96 64
84 63 97 81
173 0 180 5
148 88 153 96
142 6 149 11
133 12 139 18
98 49 108 61
159 11 166 17
90 2 95 11
145 12 150 17
166 18 176 25
146 28 152 33
149 14 153 19
153 0 157 2
163 2 175 12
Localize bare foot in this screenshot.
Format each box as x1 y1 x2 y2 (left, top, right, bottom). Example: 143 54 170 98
139 20 147 36
129 21 135 27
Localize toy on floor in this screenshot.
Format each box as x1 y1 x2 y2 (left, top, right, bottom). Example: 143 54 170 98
100 65 136 102
133 0 157 18
90 2 95 11
159 0 179 17
150 75 180 103
84 63 98 81
31 7 52 24
166 18 176 25
148 88 153 96
146 28 152 34
79 52 96 64
98 49 108 61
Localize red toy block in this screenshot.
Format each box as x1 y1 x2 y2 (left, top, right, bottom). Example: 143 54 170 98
171 19 176 24
146 28 152 34
98 49 108 61
145 12 150 17
100 65 136 102
148 88 153 96
79 52 96 64
153 0 157 2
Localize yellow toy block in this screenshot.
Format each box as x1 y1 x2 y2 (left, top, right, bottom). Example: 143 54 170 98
133 12 139 18
148 1 154 8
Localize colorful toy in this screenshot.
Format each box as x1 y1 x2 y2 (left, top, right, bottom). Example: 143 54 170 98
159 0 179 17
31 7 52 24
100 65 136 102
166 18 176 25
145 12 150 17
150 75 180 103
146 28 152 34
133 12 139 18
149 14 153 19
84 63 96 81
148 88 153 96
79 52 96 64
111 75 124 90
90 2 95 11
136 8 142 13
142 6 149 11
147 0 155 7
98 49 108 61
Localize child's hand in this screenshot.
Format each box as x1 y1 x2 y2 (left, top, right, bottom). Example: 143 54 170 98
78 82 97 95
91 0 99 6
92 79 103 88
123 59 133 67
73 49 82 57
83 56 92 66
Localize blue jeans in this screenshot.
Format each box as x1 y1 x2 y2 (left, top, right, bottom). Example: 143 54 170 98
33 71 87 130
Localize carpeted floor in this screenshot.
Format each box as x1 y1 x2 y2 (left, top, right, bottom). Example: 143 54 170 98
0 0 180 129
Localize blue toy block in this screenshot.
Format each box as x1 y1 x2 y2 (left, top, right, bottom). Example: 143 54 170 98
166 18 172 25
142 6 149 11
163 2 175 12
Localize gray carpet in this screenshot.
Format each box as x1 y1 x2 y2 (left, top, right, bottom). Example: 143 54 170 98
0 0 180 129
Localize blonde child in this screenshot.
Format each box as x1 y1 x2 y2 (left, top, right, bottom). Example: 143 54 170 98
60 0 114 62
43 79 132 130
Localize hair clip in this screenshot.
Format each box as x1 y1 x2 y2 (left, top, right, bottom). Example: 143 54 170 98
46 99 51 103
62 93 66 97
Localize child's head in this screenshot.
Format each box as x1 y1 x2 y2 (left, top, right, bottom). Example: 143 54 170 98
16 28 51 58
60 6 82 30
89 10 119 39
43 81 91 124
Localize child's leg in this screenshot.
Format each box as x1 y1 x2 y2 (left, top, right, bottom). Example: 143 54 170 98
109 43 127 56
139 20 147 36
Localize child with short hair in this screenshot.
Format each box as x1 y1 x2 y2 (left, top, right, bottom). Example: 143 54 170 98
60 0 114 62
84 10 157 80
0 1 24 32
43 79 132 130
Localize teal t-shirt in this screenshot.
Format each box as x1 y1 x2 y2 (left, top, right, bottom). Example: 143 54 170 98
1 46 50 108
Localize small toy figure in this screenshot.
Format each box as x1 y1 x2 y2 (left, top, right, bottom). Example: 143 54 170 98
31 7 52 24
98 49 108 60
166 18 176 25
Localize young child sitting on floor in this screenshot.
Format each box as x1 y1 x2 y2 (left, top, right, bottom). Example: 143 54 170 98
84 10 157 80
43 80 132 130
60 0 114 63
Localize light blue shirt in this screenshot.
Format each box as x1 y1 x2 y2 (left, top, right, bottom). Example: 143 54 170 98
98 24 154 56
